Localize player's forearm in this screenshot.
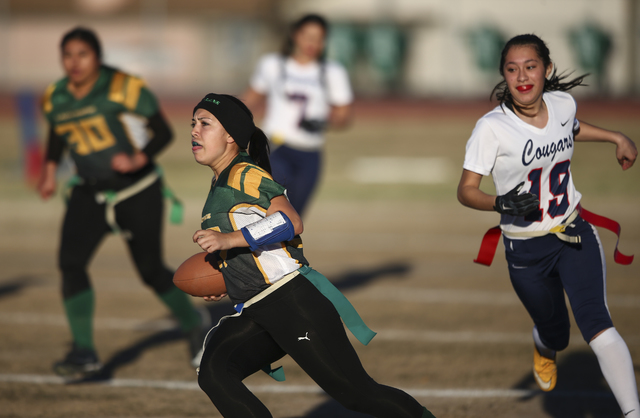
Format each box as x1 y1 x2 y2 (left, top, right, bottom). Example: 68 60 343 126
328 104 352 130
575 120 624 145
224 230 249 249
457 184 496 212
45 126 66 163
42 160 58 179
141 111 173 159
37 160 59 200
241 88 266 119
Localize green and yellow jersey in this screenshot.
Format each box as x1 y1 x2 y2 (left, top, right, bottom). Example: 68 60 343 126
42 65 159 181
201 152 308 304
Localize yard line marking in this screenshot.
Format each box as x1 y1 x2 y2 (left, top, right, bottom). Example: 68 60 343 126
0 373 615 399
371 330 639 346
374 329 533 344
353 287 640 308
0 312 638 345
0 312 176 331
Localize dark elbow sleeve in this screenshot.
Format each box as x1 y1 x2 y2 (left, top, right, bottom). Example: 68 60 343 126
45 126 65 163
142 111 173 159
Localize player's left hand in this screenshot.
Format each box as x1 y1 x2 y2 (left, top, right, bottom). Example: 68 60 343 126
111 152 148 173
615 133 637 171
203 293 227 302
494 182 539 216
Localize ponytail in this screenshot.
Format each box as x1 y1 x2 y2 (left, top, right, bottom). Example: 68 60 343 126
247 128 272 175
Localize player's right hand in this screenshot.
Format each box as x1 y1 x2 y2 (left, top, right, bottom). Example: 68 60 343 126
494 181 539 216
37 171 56 200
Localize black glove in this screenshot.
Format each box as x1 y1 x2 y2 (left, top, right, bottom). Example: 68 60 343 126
494 181 539 216
299 119 327 133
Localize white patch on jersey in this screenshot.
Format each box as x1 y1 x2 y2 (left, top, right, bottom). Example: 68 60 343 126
120 112 149 150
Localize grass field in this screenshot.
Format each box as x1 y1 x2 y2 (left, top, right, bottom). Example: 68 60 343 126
0 98 639 418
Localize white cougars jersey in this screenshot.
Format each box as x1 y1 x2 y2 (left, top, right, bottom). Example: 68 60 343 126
463 91 583 236
250 53 353 151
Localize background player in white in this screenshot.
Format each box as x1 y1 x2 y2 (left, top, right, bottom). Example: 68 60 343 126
242 13 353 217
457 34 639 416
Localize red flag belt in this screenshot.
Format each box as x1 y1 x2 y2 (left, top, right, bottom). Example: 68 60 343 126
473 205 634 266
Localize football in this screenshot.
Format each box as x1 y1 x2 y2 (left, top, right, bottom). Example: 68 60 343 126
173 252 227 297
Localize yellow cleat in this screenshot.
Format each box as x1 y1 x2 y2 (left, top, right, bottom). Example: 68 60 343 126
533 345 557 391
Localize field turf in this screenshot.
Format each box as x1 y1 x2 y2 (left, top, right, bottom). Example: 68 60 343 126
0 98 638 418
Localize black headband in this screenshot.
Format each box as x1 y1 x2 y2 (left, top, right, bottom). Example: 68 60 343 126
193 93 255 149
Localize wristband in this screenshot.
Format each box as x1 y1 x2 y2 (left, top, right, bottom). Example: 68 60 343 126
241 211 295 251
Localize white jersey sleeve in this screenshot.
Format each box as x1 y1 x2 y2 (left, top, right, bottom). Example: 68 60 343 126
249 54 278 95
325 62 353 106
463 117 501 177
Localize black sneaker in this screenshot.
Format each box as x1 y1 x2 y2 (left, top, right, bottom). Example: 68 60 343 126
187 306 212 368
53 344 102 378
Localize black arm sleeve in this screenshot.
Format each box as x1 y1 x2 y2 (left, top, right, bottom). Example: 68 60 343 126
141 111 173 159
45 126 66 163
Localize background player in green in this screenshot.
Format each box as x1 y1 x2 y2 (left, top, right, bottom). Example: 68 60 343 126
37 27 207 377
190 93 435 418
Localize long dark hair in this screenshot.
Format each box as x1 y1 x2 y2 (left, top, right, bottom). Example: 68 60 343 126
281 13 328 59
490 34 588 108
225 96 272 174
61 27 102 61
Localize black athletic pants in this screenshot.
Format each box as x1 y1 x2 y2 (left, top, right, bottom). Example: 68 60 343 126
197 275 424 418
59 178 174 299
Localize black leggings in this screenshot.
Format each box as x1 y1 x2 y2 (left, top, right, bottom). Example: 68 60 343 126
198 276 424 418
59 179 174 299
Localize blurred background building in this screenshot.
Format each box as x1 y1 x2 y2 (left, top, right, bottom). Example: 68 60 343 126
0 0 639 99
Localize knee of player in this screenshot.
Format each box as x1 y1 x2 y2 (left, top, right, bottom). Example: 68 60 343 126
196 368 211 392
325 382 378 413
536 322 571 351
546 331 571 351
197 358 228 393
337 395 383 416
556 336 570 351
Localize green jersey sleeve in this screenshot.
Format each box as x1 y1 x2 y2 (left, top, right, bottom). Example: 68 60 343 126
134 85 160 118
226 161 285 204
107 70 159 118
258 175 286 201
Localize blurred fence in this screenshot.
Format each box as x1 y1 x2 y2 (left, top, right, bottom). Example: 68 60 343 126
0 0 638 98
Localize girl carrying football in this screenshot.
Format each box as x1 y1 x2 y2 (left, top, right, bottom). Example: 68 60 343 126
190 93 434 418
